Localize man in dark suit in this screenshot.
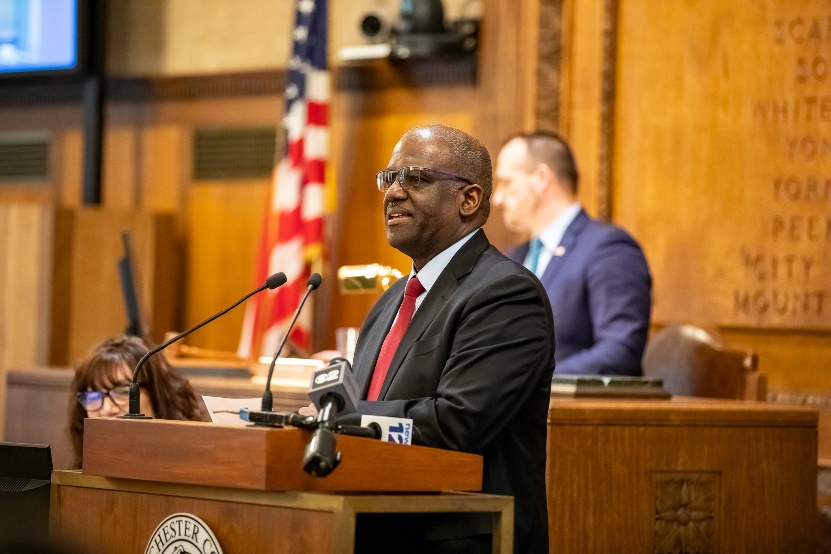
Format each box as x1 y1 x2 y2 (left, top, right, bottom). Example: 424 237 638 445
493 131 652 376
339 125 554 553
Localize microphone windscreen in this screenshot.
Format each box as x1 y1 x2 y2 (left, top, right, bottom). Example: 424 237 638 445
265 272 288 289
307 273 323 290
308 360 359 414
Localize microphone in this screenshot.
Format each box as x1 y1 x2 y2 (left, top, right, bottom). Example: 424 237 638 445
120 271 288 419
303 358 361 477
260 273 322 412
239 408 316 429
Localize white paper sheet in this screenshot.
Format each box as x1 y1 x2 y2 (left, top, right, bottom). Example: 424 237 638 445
202 396 261 427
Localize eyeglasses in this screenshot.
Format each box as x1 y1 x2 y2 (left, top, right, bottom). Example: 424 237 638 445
76 384 131 412
376 166 473 193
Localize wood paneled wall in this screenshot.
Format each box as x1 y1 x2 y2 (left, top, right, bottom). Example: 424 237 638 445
49 208 179 365
595 0 831 390
0 204 53 439
0 0 537 362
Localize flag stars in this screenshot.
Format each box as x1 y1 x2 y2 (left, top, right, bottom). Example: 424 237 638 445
293 25 309 42
240 0 326 358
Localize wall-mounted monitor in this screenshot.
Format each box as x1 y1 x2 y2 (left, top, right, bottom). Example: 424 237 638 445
0 0 89 79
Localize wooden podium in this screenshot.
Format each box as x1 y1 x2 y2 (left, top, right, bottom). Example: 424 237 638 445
50 419 513 553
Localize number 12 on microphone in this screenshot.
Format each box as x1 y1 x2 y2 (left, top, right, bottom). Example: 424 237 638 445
360 415 413 445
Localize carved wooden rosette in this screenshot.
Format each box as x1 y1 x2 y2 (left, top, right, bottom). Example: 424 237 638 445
652 472 721 554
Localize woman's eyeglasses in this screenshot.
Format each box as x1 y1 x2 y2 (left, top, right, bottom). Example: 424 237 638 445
76 384 131 411
376 166 472 193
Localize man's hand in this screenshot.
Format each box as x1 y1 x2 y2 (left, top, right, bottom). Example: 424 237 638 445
311 350 343 364
298 403 318 417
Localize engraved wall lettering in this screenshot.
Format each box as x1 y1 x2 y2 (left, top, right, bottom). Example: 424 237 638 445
727 10 831 329
751 96 831 123
770 215 831 242
733 289 826 317
739 250 814 282
784 136 831 161
773 16 831 45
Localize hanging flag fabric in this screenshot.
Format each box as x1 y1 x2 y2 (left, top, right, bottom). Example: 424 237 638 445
238 0 328 359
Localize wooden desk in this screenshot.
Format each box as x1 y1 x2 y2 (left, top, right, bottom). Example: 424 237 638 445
768 388 831 461
9 369 821 551
547 397 818 553
4 367 309 469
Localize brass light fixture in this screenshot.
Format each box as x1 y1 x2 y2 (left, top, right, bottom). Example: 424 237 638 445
337 264 404 294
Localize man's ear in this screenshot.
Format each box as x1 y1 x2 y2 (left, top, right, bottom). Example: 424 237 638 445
458 183 483 217
532 163 557 194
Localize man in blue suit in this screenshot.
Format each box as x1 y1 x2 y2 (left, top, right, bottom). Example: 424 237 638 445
493 131 652 376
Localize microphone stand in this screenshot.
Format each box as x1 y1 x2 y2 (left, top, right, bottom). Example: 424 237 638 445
261 273 322 412
121 272 287 419
246 355 381 476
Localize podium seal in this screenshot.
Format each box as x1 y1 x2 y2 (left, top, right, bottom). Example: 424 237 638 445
145 513 223 554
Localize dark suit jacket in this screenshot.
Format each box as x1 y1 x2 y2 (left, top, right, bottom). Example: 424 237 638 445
508 209 652 375
342 229 554 554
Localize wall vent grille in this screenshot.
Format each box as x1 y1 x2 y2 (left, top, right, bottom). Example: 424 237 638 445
193 127 278 180
0 133 50 182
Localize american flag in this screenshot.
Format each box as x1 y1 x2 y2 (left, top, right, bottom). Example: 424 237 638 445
238 0 328 358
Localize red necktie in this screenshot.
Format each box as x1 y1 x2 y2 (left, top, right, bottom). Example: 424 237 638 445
367 276 425 401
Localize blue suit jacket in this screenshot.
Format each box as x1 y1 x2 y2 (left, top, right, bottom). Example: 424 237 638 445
508 209 652 375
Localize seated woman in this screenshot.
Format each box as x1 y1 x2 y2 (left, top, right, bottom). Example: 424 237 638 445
69 335 207 467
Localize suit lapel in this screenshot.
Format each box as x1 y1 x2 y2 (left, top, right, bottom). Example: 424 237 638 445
377 229 490 399
352 279 406 397
539 209 589 284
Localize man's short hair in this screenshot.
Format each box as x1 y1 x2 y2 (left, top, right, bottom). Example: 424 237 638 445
506 131 580 194
411 124 493 218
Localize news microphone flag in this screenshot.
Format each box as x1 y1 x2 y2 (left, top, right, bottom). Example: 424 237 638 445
239 0 329 358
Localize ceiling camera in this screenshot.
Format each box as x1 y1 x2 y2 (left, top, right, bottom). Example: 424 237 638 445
360 12 392 43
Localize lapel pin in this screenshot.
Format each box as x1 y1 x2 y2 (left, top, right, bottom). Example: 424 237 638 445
554 246 566 256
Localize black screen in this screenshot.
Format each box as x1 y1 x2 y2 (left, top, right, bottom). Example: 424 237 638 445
0 442 52 542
